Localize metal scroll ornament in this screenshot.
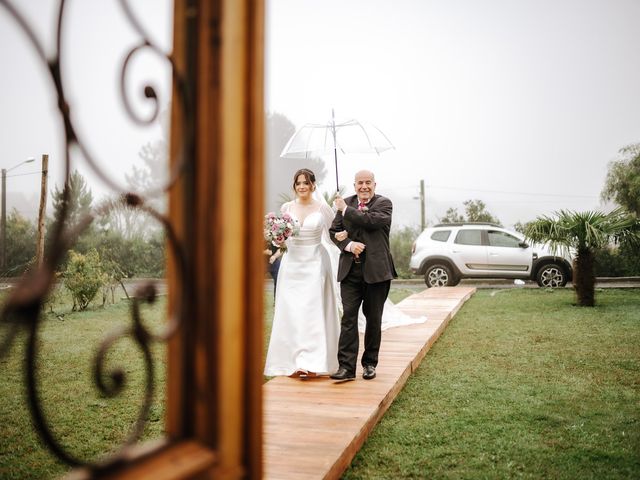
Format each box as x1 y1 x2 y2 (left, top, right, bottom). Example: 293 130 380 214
0 0 192 472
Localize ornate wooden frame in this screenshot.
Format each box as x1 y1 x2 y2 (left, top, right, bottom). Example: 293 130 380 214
163 0 265 477
0 0 264 477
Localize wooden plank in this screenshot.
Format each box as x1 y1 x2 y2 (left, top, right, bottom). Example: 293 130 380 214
166 1 264 478
263 286 475 479
67 441 217 480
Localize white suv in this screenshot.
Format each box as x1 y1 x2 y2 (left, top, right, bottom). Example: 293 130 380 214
410 223 572 288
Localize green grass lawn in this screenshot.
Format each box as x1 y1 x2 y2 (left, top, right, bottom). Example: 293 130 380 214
2 287 639 479
0 293 166 480
343 288 640 479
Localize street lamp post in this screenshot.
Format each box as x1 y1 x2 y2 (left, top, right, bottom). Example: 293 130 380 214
1 157 36 271
413 179 426 231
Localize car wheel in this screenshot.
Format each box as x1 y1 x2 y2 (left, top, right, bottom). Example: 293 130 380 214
536 263 567 288
424 264 455 287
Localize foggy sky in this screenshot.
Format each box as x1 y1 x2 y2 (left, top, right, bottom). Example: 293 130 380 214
0 0 172 218
266 0 640 228
2 1 639 231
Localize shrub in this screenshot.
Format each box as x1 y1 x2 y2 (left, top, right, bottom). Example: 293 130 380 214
594 240 640 277
91 230 165 278
63 249 106 311
390 226 421 279
3 209 37 277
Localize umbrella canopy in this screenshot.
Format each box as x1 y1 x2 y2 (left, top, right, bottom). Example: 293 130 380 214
280 110 394 191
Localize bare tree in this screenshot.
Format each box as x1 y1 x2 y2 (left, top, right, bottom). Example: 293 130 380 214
265 112 328 212
103 140 168 239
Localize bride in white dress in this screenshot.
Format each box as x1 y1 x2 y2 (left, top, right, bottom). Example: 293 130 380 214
264 169 341 377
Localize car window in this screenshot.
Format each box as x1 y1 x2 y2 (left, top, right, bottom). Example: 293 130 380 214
430 230 451 242
488 230 521 248
454 229 482 246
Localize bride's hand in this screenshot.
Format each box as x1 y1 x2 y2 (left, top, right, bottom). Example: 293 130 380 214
335 230 348 241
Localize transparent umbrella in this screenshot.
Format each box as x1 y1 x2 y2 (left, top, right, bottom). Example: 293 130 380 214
280 109 394 191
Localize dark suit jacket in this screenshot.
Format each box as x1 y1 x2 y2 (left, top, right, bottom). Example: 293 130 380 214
330 194 397 284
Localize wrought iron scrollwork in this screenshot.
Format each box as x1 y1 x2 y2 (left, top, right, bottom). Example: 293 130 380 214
0 0 191 472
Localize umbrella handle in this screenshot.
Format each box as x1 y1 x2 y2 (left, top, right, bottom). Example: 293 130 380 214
334 148 339 192
332 108 339 191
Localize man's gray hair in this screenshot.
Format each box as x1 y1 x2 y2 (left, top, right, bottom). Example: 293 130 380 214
354 169 375 181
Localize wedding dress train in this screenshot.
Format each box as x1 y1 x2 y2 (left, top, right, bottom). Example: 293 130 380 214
359 297 427 333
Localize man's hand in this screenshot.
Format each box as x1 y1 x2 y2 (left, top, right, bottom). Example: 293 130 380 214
335 230 348 241
350 242 366 256
334 195 347 212
269 249 283 264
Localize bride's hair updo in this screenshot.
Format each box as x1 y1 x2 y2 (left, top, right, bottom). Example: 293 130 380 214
292 168 316 192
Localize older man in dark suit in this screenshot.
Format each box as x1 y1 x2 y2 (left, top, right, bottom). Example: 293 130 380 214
329 170 397 382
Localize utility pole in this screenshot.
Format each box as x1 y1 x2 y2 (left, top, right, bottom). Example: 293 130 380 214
36 154 49 267
1 168 6 270
419 179 426 231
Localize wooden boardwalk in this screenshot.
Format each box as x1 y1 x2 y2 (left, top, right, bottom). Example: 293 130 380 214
263 286 476 479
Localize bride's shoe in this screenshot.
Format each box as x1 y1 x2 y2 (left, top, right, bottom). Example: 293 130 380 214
289 369 308 378
299 371 318 379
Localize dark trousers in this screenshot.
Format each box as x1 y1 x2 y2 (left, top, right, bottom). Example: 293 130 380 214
338 261 390 374
269 257 281 299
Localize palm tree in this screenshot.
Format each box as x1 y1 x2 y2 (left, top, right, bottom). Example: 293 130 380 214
322 187 346 206
524 208 640 306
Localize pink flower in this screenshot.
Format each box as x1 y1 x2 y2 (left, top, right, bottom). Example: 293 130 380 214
263 211 300 247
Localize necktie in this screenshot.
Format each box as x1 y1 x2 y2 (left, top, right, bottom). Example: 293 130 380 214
358 202 366 210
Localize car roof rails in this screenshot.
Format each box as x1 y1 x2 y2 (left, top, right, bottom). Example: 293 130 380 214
433 222 503 228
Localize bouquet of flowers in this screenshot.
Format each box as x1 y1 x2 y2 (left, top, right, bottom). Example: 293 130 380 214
264 211 299 248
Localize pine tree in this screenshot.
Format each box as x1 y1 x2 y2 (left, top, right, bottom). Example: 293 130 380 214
51 170 94 232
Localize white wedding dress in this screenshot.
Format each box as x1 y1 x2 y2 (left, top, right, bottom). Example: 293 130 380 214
264 201 341 376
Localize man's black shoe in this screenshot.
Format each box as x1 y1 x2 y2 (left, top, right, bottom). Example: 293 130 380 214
362 365 376 380
330 367 355 383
